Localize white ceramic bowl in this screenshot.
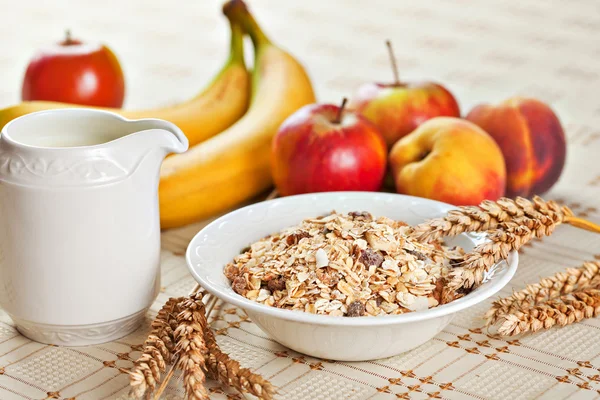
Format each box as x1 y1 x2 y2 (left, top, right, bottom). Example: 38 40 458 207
186 192 517 361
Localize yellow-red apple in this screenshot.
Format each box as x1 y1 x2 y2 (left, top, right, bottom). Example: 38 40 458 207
466 97 566 197
348 41 460 148
272 99 387 196
390 117 506 205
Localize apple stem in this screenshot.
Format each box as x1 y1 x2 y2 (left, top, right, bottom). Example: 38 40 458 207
334 98 348 124
63 29 76 45
386 39 400 85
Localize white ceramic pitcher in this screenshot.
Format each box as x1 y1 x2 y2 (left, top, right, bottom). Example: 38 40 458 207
0 109 188 346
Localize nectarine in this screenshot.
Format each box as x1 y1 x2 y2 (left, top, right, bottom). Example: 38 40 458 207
466 97 566 197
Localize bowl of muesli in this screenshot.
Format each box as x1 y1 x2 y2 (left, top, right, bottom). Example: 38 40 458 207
186 192 517 361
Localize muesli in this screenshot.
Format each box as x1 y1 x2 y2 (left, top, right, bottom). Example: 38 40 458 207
224 211 465 317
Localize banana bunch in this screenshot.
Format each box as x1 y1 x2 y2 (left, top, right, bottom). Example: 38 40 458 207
0 0 316 229
160 1 315 228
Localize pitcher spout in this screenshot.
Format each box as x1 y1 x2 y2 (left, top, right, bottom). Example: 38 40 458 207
130 118 189 155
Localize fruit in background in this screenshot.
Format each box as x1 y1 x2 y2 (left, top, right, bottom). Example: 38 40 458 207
22 30 125 107
466 97 566 197
158 0 315 228
272 98 387 196
348 41 460 148
1 22 250 148
389 117 506 206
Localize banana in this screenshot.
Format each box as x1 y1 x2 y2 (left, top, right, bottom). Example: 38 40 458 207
159 0 316 229
0 21 250 147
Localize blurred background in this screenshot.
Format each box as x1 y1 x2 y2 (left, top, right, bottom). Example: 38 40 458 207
1 0 599 119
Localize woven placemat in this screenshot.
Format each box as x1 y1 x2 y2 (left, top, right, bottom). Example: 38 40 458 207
1 0 600 398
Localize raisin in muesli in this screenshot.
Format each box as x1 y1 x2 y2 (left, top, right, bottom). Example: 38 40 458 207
286 231 311 245
267 276 286 292
359 248 384 268
347 301 366 317
348 211 373 221
232 276 247 295
432 278 445 304
406 248 427 260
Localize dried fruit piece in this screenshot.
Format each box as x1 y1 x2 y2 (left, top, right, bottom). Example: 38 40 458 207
224 264 239 281
432 278 445 304
349 211 373 221
286 231 311 245
232 276 247 295
267 276 286 292
347 301 366 317
359 248 384 268
406 248 427 260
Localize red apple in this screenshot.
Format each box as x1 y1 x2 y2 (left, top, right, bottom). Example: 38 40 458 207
272 99 387 196
349 41 460 148
22 31 125 107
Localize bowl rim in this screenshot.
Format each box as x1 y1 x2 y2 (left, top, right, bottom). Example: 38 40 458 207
185 192 518 327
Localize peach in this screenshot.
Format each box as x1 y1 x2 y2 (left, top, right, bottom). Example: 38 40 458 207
466 97 566 197
389 117 506 205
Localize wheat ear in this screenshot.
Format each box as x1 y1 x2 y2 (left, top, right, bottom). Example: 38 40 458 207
204 327 276 399
494 288 600 336
486 261 600 326
122 296 184 399
411 196 572 242
448 227 540 292
447 196 577 292
174 293 211 400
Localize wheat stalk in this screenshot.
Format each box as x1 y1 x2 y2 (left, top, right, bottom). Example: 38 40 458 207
486 261 600 326
204 326 276 399
152 294 218 400
121 296 184 398
175 293 211 400
411 196 572 242
447 222 550 291
142 290 275 400
411 196 600 295
493 287 600 336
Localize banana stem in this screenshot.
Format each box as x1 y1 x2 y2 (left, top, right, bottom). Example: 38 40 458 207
564 216 600 234
223 0 271 49
227 20 245 65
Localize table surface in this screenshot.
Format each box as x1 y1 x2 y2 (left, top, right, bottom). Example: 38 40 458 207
1 0 600 399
